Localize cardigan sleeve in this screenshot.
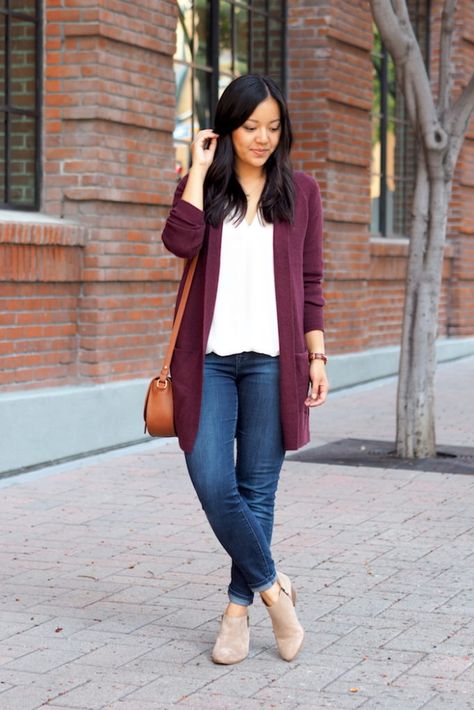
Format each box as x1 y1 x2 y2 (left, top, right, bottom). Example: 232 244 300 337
303 177 325 333
161 175 207 259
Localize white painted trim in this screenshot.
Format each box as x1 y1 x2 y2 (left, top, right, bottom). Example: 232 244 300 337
0 210 77 225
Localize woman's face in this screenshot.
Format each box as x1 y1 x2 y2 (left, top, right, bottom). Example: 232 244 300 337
231 96 281 172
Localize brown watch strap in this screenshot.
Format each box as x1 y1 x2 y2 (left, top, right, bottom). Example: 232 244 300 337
308 352 328 365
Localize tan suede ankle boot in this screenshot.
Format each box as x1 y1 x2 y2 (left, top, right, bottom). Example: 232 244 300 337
211 613 250 665
264 572 304 661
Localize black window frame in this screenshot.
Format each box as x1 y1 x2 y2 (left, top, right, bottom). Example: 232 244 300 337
370 1 431 238
0 0 42 211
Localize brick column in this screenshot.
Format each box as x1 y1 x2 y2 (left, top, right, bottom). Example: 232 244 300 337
287 0 373 353
443 1 474 336
43 0 179 383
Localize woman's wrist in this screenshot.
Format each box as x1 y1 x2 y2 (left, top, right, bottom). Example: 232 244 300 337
182 166 208 210
188 164 208 182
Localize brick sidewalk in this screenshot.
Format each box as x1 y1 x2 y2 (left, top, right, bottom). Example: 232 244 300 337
1 357 473 710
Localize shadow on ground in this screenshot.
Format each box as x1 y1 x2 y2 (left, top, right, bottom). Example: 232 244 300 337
287 438 474 475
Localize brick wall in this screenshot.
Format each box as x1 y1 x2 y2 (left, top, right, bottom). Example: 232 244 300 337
0 216 87 389
445 0 474 336
288 0 372 353
1 0 179 390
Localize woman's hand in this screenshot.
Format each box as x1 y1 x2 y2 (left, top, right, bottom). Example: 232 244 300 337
191 129 219 172
182 129 219 210
304 360 329 407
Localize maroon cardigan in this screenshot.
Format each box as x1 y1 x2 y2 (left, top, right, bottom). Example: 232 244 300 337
162 171 325 453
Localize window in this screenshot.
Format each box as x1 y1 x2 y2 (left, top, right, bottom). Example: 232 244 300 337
370 1 430 237
174 0 286 177
0 0 41 210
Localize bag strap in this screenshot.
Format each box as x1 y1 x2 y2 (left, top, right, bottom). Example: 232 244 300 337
158 254 198 382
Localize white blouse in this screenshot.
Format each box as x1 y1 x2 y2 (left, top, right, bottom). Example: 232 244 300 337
206 214 280 356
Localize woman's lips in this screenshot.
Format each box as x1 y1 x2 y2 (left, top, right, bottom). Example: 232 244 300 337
251 149 268 157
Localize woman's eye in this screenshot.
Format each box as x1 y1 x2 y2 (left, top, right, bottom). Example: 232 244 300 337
243 125 280 132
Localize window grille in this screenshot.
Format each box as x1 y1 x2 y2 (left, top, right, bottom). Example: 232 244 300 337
370 1 430 237
0 0 41 210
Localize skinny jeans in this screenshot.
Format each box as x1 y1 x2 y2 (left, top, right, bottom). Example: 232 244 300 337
184 352 285 605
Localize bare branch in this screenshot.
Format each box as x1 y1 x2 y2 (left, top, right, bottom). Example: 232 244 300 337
445 74 474 169
369 0 447 152
392 0 412 28
369 0 410 62
438 0 457 117
404 74 418 127
447 74 474 135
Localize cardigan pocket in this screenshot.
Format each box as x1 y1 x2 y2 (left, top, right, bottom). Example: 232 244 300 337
171 346 203 440
295 351 311 405
171 346 200 391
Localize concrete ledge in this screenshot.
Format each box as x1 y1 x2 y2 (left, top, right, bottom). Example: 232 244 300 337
327 336 474 391
2 336 474 475
0 379 151 475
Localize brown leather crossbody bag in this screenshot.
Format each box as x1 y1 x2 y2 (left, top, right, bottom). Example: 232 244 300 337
143 255 198 437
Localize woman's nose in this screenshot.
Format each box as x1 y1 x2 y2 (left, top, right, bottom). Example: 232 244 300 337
256 128 269 144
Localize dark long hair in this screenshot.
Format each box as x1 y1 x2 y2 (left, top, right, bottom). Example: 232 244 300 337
204 74 295 227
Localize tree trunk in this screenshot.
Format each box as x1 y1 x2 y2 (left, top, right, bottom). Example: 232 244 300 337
369 0 474 459
396 151 449 458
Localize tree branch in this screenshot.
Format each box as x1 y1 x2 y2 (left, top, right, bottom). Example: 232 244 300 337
369 0 410 62
438 0 457 118
392 0 412 29
447 74 474 135
445 74 474 169
403 73 418 127
369 0 447 152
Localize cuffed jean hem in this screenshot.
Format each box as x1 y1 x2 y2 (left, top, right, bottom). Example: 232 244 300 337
228 572 278 606
228 591 254 606
251 573 278 594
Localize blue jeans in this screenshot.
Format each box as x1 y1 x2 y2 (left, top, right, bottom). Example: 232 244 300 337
185 352 285 606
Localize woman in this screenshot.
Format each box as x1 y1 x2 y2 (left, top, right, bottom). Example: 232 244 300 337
162 74 328 664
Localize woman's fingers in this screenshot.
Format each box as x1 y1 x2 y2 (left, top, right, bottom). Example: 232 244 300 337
304 367 329 408
193 130 219 164
305 384 327 407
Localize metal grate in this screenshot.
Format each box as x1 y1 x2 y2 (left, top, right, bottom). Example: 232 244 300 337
287 438 474 475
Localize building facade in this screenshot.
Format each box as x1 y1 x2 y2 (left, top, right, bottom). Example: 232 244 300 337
1 0 473 472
